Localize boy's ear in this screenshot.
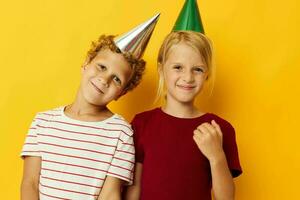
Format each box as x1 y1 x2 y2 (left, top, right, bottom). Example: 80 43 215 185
81 58 91 72
81 65 87 72
114 90 127 101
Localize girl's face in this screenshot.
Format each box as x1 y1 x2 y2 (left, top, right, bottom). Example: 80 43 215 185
161 42 208 105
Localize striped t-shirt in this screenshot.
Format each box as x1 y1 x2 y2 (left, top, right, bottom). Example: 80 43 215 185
21 107 135 200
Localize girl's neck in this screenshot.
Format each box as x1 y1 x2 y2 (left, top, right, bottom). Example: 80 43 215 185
162 98 204 118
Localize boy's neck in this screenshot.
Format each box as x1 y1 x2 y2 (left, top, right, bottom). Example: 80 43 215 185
64 92 113 122
64 103 113 122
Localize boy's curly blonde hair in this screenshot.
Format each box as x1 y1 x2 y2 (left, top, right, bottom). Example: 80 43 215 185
85 35 146 92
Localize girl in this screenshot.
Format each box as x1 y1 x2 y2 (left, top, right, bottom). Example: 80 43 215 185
125 31 242 200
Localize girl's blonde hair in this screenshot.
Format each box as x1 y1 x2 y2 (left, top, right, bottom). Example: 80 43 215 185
156 31 215 102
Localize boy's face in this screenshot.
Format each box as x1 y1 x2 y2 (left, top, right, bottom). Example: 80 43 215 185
80 49 132 107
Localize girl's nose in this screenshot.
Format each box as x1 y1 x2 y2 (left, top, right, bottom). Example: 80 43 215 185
183 71 194 83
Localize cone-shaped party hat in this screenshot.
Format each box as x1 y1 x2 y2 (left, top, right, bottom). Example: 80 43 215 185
173 0 204 33
114 13 160 59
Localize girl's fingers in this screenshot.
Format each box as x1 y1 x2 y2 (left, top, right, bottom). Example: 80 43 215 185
194 128 201 135
193 133 201 144
197 124 210 135
202 123 217 135
211 120 222 137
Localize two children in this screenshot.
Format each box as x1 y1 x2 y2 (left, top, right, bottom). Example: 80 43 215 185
21 1 242 199
20 15 159 200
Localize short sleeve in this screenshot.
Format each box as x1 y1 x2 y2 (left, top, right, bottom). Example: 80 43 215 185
222 123 242 178
107 130 135 185
21 114 41 158
131 115 144 163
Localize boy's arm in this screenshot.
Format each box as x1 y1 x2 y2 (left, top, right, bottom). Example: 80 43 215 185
21 156 41 200
123 163 143 200
97 176 124 200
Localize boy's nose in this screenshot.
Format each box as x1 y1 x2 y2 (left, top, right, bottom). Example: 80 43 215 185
97 76 109 88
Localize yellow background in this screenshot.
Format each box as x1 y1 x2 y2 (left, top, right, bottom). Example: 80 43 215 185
1 0 299 199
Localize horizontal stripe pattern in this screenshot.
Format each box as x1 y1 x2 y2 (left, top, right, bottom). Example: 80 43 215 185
21 107 135 199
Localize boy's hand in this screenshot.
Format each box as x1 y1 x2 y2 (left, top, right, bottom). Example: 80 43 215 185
193 120 225 163
98 176 123 200
21 156 41 200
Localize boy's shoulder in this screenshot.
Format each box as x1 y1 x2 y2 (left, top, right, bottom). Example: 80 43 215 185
28 106 63 127
35 106 63 117
108 113 133 133
32 106 63 121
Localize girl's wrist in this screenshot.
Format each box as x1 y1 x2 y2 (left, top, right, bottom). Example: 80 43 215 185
209 150 226 165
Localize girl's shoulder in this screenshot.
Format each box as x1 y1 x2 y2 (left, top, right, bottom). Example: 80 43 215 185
132 108 160 122
205 113 235 130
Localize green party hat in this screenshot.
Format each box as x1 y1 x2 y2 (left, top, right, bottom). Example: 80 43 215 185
173 0 205 33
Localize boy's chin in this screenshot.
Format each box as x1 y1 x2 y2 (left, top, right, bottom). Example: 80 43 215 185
83 96 108 107
88 96 123 107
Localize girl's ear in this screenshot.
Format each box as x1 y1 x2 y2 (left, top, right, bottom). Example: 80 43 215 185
158 62 164 77
205 70 210 81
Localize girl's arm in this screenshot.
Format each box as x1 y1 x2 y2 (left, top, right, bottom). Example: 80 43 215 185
97 176 124 200
193 120 235 200
21 156 41 200
210 151 235 200
123 163 143 200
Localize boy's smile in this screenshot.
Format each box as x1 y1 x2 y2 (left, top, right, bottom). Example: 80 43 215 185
90 80 105 94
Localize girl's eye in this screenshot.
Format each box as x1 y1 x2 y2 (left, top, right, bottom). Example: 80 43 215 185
173 65 182 70
194 67 204 73
97 64 107 71
113 76 122 85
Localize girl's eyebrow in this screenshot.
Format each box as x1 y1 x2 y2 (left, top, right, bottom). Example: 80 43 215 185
194 64 206 67
170 62 182 65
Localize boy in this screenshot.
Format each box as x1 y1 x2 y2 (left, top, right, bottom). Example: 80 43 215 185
21 14 159 200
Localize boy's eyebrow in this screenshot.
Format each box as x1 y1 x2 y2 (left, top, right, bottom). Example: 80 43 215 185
96 63 106 67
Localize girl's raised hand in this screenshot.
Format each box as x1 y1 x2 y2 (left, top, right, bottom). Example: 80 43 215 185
193 120 225 163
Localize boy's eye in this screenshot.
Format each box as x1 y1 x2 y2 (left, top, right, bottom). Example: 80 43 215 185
113 76 122 85
97 64 107 71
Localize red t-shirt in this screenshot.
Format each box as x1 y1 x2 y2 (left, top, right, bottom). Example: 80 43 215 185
132 108 242 200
